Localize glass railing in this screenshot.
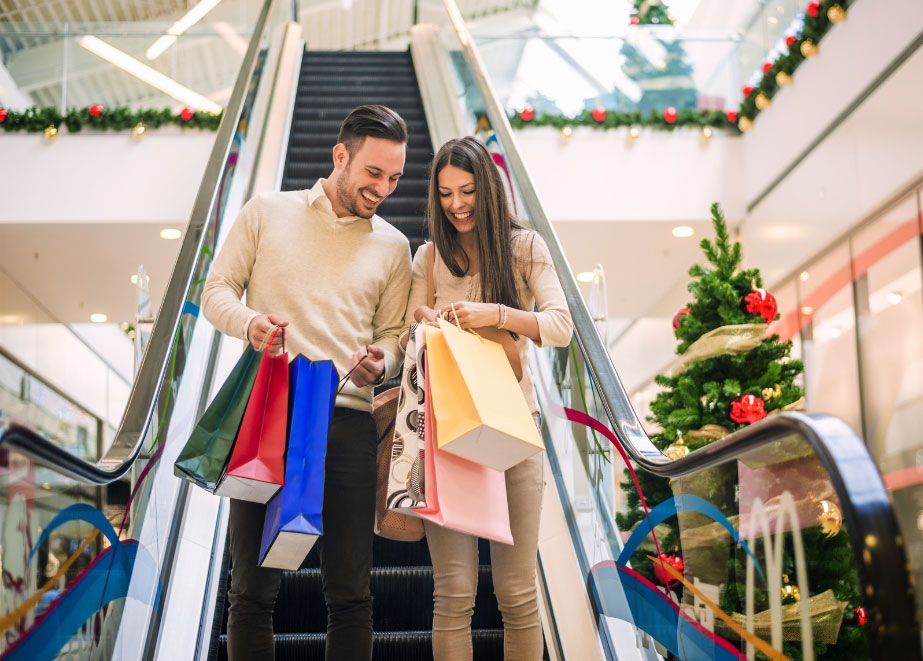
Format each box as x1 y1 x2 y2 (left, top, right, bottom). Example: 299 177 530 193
0 0 290 657
434 1 921 659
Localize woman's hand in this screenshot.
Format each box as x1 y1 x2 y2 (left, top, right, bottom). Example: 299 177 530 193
440 302 501 329
414 305 439 323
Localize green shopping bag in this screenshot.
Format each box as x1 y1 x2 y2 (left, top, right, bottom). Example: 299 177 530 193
174 345 262 492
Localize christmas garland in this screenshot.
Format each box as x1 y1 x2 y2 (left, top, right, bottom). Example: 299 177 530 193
630 0 673 26
0 105 222 135
512 0 851 133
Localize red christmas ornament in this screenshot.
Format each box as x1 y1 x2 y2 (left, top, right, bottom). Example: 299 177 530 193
743 85 753 98
591 106 607 122
181 108 195 121
741 288 778 323
89 104 104 117
762 62 773 76
726 110 738 123
854 607 867 626
730 394 767 425
807 1 820 17
0 108 7 123
663 107 678 124
630 15 640 24
519 106 534 122
786 35 798 48
653 553 685 587
672 307 691 331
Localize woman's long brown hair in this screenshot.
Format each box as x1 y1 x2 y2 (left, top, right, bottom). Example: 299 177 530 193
426 136 526 310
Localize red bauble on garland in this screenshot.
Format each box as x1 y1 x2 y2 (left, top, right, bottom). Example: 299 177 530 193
663 107 678 124
0 108 7 123
786 35 798 48
519 106 534 122
741 288 778 323
653 553 685 587
89 104 104 117
591 106 607 122
672 307 691 331
730 394 767 425
807 1 821 17
743 85 753 98
630 15 641 24
762 62 773 75
726 110 738 123
181 108 195 121
854 607 867 626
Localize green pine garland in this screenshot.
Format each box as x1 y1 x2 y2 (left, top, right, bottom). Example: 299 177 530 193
513 0 851 133
0 106 222 134
631 0 674 26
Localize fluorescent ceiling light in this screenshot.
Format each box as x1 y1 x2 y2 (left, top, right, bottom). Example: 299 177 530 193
213 21 248 56
672 226 694 238
160 228 182 240
80 35 222 114
577 272 595 283
90 313 108 323
130 274 151 284
146 0 225 60
800 306 813 315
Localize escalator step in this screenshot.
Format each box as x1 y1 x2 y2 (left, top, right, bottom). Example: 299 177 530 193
298 74 419 86
296 85 422 97
217 630 506 661
285 146 433 162
293 107 426 122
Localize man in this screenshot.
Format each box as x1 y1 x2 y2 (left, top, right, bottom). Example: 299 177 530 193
201 105 412 660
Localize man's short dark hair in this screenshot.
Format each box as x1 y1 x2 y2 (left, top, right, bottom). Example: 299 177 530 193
337 105 408 155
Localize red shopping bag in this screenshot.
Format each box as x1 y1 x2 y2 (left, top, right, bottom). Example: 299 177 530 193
409 352 513 544
215 327 289 503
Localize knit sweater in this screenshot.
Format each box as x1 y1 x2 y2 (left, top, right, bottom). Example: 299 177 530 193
402 230 573 413
202 180 412 412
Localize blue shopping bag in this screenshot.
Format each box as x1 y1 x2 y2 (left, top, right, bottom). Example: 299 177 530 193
258 355 338 569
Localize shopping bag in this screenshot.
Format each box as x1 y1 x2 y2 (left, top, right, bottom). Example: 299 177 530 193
215 328 289 502
373 386 424 541
174 345 261 492
258 355 338 569
409 353 513 544
384 324 428 513
426 318 542 472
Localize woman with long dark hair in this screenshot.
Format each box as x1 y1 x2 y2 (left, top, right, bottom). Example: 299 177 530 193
401 136 573 659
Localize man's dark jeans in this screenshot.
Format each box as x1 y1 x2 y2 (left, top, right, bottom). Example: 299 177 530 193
226 407 378 660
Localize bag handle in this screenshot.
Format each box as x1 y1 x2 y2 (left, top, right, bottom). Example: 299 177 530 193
336 352 369 395
426 241 436 309
256 325 285 353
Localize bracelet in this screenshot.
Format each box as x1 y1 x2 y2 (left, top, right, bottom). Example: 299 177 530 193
497 304 508 330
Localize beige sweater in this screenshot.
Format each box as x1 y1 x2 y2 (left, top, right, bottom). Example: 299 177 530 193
202 180 412 412
402 230 573 413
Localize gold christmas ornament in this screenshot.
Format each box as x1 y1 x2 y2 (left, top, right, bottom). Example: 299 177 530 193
818 500 842 537
44 125 59 141
782 574 801 602
132 122 147 140
755 93 771 111
775 71 793 87
685 424 731 444
664 438 689 460
737 117 753 132
800 40 819 57
827 4 846 23
761 384 783 400
560 125 573 139
627 125 641 143
700 126 712 143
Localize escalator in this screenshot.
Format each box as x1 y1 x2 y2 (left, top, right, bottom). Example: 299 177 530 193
0 1 920 660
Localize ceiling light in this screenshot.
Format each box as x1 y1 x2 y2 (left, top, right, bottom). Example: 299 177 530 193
799 271 809 281
0 315 22 324
213 21 248 56
828 327 841 338
90 313 108 323
768 16 778 24
887 291 903 305
577 272 595 283
146 0 225 60
160 228 182 240
672 226 694 238
800 306 813 316
79 36 222 113
130 274 152 284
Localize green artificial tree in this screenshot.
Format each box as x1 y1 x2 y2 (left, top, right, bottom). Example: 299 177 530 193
631 0 674 25
615 203 867 659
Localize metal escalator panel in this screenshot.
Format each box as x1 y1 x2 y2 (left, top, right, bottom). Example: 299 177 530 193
0 1 292 658
427 2 922 659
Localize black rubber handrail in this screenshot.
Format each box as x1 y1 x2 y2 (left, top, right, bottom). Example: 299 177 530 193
0 0 276 484
439 0 920 654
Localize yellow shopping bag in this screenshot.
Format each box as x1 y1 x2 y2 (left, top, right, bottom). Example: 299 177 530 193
425 318 543 471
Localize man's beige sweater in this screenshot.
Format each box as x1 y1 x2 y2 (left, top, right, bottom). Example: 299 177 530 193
201 180 412 412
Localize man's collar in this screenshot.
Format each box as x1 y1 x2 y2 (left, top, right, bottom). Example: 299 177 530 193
306 178 369 226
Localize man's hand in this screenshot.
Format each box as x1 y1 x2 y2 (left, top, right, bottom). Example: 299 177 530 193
414 305 439 324
347 345 385 387
440 301 501 329
247 314 288 352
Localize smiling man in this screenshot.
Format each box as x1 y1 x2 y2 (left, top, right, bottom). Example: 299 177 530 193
201 105 412 661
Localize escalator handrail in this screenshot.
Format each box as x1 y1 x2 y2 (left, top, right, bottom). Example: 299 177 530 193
0 0 277 484
440 0 921 654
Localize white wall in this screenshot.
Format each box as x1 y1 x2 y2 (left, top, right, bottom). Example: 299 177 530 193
0 129 216 223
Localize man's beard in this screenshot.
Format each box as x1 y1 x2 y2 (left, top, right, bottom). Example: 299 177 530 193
335 167 374 219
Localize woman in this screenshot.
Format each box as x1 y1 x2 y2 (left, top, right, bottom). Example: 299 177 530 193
401 136 573 659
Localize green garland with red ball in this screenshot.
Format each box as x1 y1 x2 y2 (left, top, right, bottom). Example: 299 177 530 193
511 0 852 133
0 105 222 134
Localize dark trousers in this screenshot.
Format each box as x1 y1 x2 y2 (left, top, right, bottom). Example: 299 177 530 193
226 407 378 660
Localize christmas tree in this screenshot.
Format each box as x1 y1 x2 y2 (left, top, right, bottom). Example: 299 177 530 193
630 0 674 25
615 203 867 659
